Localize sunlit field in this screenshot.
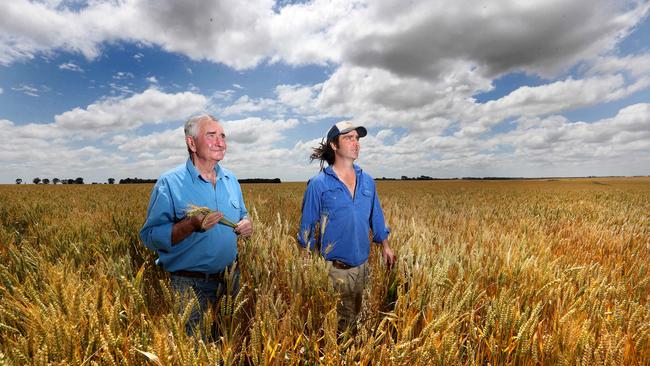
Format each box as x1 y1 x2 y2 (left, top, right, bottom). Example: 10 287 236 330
1 178 649 365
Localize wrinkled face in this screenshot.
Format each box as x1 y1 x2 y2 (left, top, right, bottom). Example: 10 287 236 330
331 129 360 162
187 118 226 163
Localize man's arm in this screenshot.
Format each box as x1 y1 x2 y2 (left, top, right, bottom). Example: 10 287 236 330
141 179 224 249
298 179 321 252
140 180 175 252
233 180 253 238
381 239 396 270
369 181 395 269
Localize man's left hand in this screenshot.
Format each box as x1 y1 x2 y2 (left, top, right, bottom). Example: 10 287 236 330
235 218 253 238
382 241 396 271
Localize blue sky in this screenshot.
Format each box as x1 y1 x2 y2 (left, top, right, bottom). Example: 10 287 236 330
0 0 649 183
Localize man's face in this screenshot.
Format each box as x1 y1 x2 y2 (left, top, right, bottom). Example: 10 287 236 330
332 129 360 161
188 118 227 163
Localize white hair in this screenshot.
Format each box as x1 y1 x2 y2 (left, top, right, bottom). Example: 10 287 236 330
184 114 218 138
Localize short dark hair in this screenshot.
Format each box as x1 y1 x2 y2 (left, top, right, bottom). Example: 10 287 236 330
310 137 339 170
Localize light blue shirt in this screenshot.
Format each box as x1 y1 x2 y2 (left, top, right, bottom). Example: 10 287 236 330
298 164 390 267
140 159 248 273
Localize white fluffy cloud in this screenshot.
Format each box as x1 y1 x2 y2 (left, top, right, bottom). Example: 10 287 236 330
3 0 646 78
0 88 208 182
54 88 207 134
0 0 274 69
368 103 650 177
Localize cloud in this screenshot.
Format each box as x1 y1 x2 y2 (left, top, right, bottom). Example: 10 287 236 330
315 65 473 134
275 83 323 116
340 0 649 79
460 75 630 135
587 53 650 78
0 0 276 68
220 95 278 116
354 103 650 178
375 129 394 141
59 61 83 72
11 84 42 97
113 71 135 80
117 127 185 154
54 88 208 134
113 116 306 180
492 103 650 167
1 0 647 82
223 117 298 145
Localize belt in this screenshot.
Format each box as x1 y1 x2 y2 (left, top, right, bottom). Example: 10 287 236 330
171 270 226 281
171 256 238 280
331 260 354 270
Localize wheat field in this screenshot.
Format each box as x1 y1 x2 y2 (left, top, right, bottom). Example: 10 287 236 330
0 178 648 365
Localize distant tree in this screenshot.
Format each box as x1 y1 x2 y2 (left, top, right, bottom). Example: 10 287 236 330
74 177 84 184
67 179 75 184
42 178 50 184
15 178 22 184
33 177 41 184
108 178 115 184
53 178 60 185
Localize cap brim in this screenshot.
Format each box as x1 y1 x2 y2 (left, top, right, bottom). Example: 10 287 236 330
339 126 367 138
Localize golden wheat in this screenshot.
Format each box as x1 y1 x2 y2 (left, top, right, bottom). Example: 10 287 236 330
0 178 648 365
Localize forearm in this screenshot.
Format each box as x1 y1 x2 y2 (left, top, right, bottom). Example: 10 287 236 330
171 216 201 245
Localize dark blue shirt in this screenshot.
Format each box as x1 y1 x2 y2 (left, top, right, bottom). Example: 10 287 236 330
140 159 248 273
298 165 390 267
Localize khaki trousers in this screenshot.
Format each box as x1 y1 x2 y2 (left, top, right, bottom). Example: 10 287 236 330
328 261 369 332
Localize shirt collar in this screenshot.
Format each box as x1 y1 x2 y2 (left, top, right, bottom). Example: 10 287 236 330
324 164 362 177
186 158 230 183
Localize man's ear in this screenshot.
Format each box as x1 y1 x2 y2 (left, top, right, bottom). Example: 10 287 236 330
186 136 197 153
329 140 337 151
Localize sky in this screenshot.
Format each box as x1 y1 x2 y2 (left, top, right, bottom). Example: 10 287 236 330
1 0 649 183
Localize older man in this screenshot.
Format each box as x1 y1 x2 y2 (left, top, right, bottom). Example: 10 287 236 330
140 114 252 339
298 121 396 333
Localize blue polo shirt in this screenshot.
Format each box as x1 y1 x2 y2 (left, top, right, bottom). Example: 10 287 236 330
140 159 248 273
297 165 390 267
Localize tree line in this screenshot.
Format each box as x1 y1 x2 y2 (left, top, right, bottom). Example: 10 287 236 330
16 177 281 184
16 177 116 185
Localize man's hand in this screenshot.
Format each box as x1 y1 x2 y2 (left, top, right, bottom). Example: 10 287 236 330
235 217 253 238
381 240 396 271
172 211 223 245
197 211 224 231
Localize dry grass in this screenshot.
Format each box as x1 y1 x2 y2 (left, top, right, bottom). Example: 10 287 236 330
0 178 648 365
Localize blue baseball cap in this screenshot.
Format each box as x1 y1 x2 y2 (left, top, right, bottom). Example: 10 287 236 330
326 121 367 142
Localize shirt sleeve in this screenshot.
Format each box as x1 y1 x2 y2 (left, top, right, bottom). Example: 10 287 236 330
139 179 175 253
297 179 321 250
236 182 249 220
370 182 390 243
